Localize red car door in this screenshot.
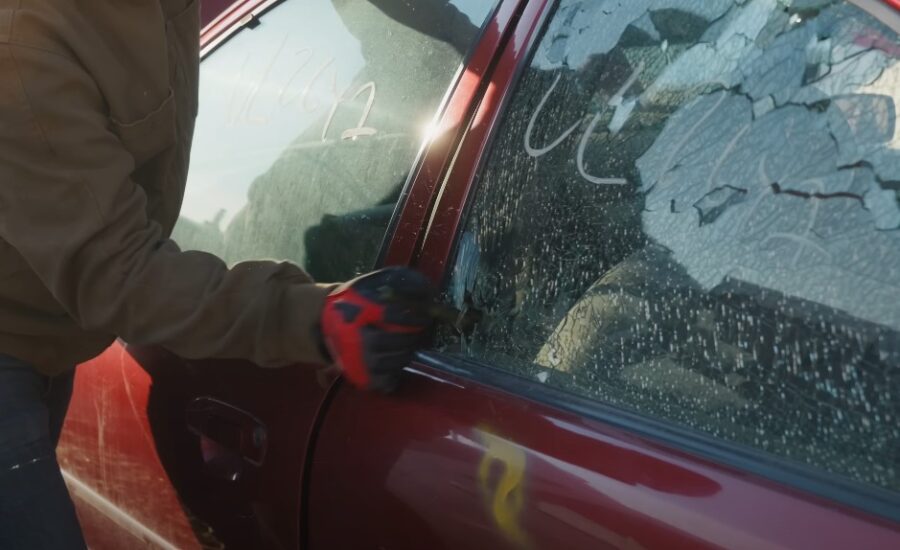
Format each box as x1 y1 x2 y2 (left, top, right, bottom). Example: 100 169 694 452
201 0 237 26
307 0 900 548
57 0 503 548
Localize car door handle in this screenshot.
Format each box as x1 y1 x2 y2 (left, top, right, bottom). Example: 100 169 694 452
186 398 268 482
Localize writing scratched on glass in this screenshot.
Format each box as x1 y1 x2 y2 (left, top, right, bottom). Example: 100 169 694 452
642 92 873 270
524 62 645 186
226 36 378 142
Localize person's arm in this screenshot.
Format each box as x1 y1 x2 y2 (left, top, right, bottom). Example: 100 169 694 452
0 42 332 367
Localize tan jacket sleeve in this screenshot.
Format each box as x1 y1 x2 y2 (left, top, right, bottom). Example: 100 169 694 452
0 43 334 367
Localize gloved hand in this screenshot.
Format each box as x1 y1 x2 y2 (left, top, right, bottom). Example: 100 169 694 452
319 267 436 392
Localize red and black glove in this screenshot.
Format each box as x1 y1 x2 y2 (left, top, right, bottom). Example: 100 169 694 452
319 267 436 392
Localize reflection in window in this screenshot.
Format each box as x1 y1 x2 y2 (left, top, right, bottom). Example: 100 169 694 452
174 0 494 281
443 0 900 492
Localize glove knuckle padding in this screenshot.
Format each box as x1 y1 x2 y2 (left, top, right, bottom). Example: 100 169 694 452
321 267 435 391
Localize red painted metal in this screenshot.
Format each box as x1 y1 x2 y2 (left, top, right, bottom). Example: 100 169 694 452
60 340 335 548
58 346 201 549
381 0 528 268
59 0 517 547
310 0 900 548
159 354 335 548
58 1 900 549
58 5 336 548
415 0 551 281
200 0 237 27
307 365 900 549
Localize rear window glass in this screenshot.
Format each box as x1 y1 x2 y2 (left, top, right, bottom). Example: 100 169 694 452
174 0 496 281
442 0 900 492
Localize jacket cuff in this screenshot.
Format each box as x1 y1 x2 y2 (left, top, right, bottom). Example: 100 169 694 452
280 282 338 366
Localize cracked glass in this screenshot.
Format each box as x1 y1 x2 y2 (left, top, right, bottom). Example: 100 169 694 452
442 0 900 491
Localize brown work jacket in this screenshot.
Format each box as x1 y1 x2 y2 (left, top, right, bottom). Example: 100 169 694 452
0 0 332 376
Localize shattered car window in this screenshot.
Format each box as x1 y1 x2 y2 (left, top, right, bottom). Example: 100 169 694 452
442 0 900 491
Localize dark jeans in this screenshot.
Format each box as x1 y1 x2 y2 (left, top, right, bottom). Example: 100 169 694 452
0 355 86 549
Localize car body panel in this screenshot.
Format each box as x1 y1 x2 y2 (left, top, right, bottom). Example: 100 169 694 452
381 0 527 268
58 0 514 548
57 346 201 550
57 0 900 548
59 341 333 548
308 360 900 549
308 0 900 548
415 0 551 281
57 2 337 547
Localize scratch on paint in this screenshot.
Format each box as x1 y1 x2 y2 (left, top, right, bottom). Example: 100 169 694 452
94 383 109 492
119 346 156 453
477 430 531 548
61 469 180 550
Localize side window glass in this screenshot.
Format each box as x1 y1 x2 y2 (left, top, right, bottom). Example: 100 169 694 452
173 0 496 281
443 0 900 492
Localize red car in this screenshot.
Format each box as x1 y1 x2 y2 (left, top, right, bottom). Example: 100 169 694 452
57 0 900 548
